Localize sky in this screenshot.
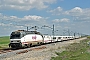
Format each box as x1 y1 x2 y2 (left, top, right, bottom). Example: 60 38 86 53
0 0 90 36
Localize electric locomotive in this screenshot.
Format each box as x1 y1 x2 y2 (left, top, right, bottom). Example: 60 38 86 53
9 30 44 48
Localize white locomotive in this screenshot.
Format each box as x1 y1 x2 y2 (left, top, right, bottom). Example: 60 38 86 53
9 30 44 48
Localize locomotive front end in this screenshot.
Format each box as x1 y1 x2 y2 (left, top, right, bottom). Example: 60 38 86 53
9 31 23 48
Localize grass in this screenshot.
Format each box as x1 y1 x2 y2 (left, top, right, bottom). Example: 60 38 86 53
0 36 10 49
51 37 90 60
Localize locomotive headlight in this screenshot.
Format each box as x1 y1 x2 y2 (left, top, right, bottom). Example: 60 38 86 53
17 40 21 42
11 41 13 42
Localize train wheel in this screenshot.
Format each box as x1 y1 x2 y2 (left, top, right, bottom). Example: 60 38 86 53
40 42 43 45
28 43 32 48
37 42 43 45
37 42 40 45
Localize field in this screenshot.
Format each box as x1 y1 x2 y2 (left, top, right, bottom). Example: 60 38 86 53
0 36 10 49
51 37 90 60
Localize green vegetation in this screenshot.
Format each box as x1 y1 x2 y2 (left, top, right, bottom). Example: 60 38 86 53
51 37 90 60
0 36 10 49
87 36 90 39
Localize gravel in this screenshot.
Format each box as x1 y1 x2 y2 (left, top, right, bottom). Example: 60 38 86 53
0 37 87 60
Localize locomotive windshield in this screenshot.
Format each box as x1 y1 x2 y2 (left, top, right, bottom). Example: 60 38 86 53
10 32 21 39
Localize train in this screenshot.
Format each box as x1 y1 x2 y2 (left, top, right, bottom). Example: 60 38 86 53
9 30 80 48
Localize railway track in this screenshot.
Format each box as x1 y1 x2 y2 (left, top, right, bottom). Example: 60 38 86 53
0 48 14 54
0 45 46 55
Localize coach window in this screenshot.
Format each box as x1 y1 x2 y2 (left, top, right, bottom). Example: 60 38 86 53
58 37 61 39
53 37 56 39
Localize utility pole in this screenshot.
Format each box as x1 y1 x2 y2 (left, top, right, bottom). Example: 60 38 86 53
52 24 54 36
27 27 28 31
52 24 54 42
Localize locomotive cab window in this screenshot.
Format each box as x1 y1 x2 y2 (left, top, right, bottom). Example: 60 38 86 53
10 32 21 39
